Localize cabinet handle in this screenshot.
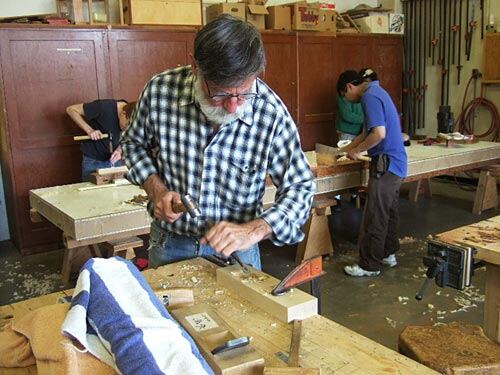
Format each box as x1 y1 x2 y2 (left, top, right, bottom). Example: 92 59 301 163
56 48 82 52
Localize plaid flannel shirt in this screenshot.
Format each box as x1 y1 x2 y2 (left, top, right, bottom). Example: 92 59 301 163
121 66 315 246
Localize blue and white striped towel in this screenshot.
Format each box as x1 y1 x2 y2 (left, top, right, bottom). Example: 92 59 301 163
62 257 213 375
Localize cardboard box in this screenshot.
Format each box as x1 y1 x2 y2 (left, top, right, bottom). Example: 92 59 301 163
354 12 389 34
292 2 320 31
247 4 268 29
125 0 202 25
319 9 336 34
206 3 246 23
389 13 404 34
265 5 291 30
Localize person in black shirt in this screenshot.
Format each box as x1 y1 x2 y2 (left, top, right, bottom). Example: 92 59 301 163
67 99 135 181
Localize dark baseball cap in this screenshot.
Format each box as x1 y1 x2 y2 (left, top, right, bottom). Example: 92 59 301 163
337 70 363 94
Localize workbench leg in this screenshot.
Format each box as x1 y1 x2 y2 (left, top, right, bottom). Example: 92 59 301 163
408 178 432 202
484 264 500 343
473 170 498 215
296 208 333 264
61 247 74 284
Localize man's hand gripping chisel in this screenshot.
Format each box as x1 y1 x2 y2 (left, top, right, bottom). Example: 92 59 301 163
171 194 202 218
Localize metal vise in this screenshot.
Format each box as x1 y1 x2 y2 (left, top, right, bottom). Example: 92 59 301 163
415 240 483 300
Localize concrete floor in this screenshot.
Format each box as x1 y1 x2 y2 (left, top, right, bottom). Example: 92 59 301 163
0 178 497 353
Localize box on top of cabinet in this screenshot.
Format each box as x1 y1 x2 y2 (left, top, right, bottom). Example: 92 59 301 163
205 2 246 23
291 2 321 31
124 0 202 25
388 13 404 34
319 9 336 34
247 2 268 30
265 5 291 30
354 12 389 34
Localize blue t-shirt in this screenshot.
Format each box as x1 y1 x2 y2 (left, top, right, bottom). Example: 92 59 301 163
361 81 408 178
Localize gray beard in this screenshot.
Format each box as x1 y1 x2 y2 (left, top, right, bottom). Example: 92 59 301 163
193 75 249 126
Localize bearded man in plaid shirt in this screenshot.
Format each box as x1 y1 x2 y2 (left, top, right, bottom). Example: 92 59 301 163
121 15 315 270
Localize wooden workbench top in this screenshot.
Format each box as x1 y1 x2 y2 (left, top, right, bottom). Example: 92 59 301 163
437 215 500 266
0 258 436 374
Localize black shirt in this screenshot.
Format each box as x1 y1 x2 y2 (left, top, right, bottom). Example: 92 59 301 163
81 99 122 161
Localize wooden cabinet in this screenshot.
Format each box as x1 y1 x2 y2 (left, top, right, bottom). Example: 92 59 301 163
108 28 195 100
484 34 500 83
0 27 109 254
0 26 402 254
0 26 196 254
261 32 298 122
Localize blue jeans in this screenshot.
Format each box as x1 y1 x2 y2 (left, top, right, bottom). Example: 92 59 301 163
148 221 262 270
82 155 124 182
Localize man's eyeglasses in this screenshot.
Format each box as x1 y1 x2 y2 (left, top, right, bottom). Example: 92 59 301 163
204 78 258 103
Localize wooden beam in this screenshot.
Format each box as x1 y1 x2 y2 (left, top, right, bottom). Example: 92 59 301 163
216 265 317 323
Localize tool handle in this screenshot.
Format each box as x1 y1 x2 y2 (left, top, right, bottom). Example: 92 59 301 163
211 336 250 355
415 277 433 300
73 133 109 141
172 201 187 213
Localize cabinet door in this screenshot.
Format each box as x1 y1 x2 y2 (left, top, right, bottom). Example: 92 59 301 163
108 29 195 101
298 34 336 151
372 36 403 111
261 33 298 122
0 28 109 254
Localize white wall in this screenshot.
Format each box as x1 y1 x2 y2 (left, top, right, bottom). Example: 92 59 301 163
0 0 56 18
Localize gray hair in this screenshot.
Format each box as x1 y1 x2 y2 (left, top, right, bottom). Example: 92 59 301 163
194 14 266 87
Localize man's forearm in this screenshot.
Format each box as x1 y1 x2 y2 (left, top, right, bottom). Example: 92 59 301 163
247 218 273 242
143 174 168 202
353 131 383 153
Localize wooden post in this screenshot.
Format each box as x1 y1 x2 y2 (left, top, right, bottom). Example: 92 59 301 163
408 178 432 202
473 167 499 215
295 198 335 264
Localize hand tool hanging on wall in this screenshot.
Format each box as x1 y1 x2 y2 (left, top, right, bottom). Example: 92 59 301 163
440 0 447 106
457 0 463 84
402 0 414 135
431 0 438 65
465 0 470 59
451 0 458 65
466 0 477 61
416 0 422 129
411 0 417 132
446 0 453 105
480 0 484 39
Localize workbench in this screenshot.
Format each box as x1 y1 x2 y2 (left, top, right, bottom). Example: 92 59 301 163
29 141 500 281
436 215 500 344
0 257 437 374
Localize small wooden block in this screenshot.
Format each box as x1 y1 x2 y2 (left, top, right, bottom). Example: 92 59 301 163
96 165 128 175
216 266 317 323
170 304 265 375
399 322 500 374
153 287 194 310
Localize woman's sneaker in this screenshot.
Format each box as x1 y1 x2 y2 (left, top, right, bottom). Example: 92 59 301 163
382 254 397 267
344 264 380 277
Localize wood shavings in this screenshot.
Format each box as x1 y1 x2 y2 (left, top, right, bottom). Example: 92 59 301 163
385 317 397 328
399 236 416 244
191 276 198 283
398 296 409 302
215 290 224 295
427 304 434 310
124 194 149 207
